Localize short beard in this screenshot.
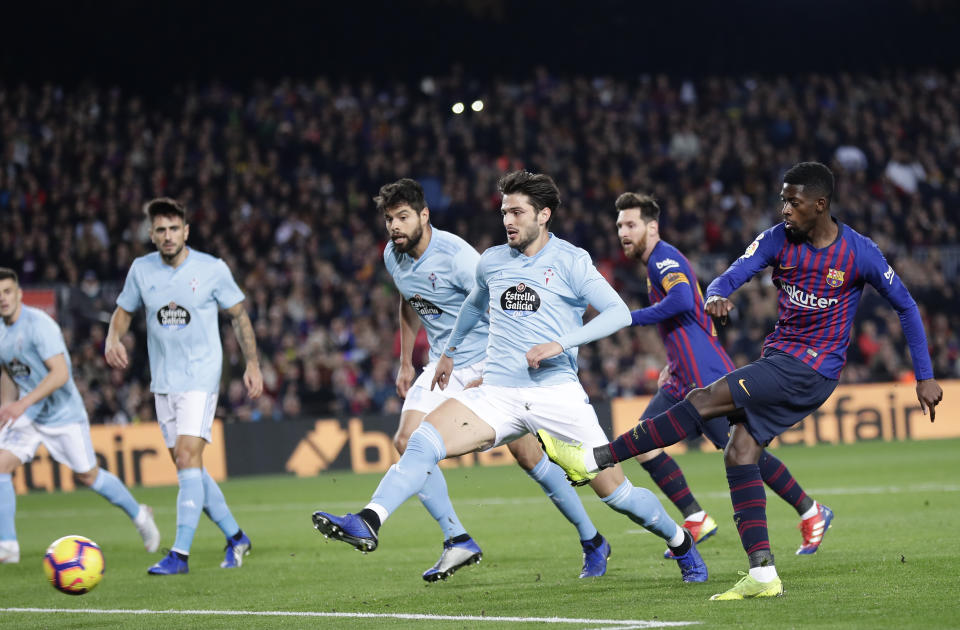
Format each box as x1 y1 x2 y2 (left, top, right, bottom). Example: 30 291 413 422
160 244 184 263
784 226 808 244
509 230 538 252
394 224 424 254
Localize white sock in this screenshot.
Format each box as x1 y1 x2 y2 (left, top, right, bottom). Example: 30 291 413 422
685 510 706 523
583 446 599 473
365 502 390 525
749 565 778 582
666 524 686 548
800 502 819 520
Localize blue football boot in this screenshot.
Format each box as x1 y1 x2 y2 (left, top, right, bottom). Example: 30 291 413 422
221 531 252 568
148 550 189 575
312 511 378 552
674 532 708 583
579 535 611 578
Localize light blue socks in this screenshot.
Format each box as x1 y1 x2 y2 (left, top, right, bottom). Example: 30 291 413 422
417 465 468 540
172 468 204 555
527 453 598 541
0 474 15 541
602 479 679 540
370 423 446 518
202 468 240 538
90 468 140 520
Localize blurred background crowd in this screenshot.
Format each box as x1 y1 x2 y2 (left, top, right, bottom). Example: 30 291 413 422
1 67 958 424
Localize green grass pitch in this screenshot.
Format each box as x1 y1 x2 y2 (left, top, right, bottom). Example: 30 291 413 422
1 438 958 629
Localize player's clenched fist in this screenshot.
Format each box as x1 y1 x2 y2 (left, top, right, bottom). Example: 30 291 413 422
704 295 735 321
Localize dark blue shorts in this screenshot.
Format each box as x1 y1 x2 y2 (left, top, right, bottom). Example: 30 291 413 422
727 349 839 445
644 388 732 450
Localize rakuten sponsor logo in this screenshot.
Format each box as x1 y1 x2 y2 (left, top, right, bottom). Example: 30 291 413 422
781 283 839 310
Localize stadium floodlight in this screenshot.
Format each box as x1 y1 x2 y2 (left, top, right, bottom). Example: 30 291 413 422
471 100 484 112
452 102 465 114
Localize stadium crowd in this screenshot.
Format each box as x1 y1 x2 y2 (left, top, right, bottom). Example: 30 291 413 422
1 68 958 424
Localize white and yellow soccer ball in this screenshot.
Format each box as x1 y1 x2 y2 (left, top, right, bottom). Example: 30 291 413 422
43 535 105 595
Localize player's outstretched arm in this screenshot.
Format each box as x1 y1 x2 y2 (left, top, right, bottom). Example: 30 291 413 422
396 299 421 399
0 354 68 428
104 307 134 369
226 302 263 399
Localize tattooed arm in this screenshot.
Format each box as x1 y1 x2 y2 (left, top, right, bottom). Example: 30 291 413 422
226 302 263 399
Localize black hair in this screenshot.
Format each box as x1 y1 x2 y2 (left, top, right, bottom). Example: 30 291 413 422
497 170 560 227
0 267 18 285
783 162 834 202
145 197 187 222
615 192 660 222
374 178 426 213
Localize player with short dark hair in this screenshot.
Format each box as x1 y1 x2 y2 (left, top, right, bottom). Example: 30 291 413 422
540 162 943 599
613 192 830 559
0 268 160 563
312 171 708 583
373 177 610 580
106 198 264 575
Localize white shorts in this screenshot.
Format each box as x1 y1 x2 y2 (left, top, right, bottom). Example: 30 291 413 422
401 360 486 415
0 415 98 472
452 381 609 449
154 391 218 448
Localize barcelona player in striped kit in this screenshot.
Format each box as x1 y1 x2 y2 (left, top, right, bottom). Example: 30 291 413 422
613 192 827 560
540 162 943 599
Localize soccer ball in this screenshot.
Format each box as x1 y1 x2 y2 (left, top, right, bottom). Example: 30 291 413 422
42 535 105 595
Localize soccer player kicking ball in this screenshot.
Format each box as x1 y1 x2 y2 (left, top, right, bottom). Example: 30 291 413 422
0 268 160 563
540 162 943 599
313 171 707 583
613 192 832 558
106 198 263 575
363 178 609 581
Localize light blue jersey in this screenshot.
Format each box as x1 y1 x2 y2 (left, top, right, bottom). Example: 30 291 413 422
117 249 244 394
384 227 488 367
445 234 631 387
0 306 86 426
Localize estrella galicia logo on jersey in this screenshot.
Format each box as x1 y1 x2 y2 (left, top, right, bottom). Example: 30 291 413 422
157 302 191 329
5 358 30 378
826 268 845 288
409 294 442 320
501 283 541 317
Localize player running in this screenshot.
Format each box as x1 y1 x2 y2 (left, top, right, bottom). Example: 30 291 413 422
539 162 942 599
613 192 831 557
0 268 160 563
312 171 707 583
364 178 609 581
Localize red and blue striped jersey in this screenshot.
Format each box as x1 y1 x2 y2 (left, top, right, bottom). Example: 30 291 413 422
706 221 934 381
633 240 736 399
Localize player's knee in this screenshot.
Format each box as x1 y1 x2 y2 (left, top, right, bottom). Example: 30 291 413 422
685 387 712 413
74 469 99 487
723 435 760 467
